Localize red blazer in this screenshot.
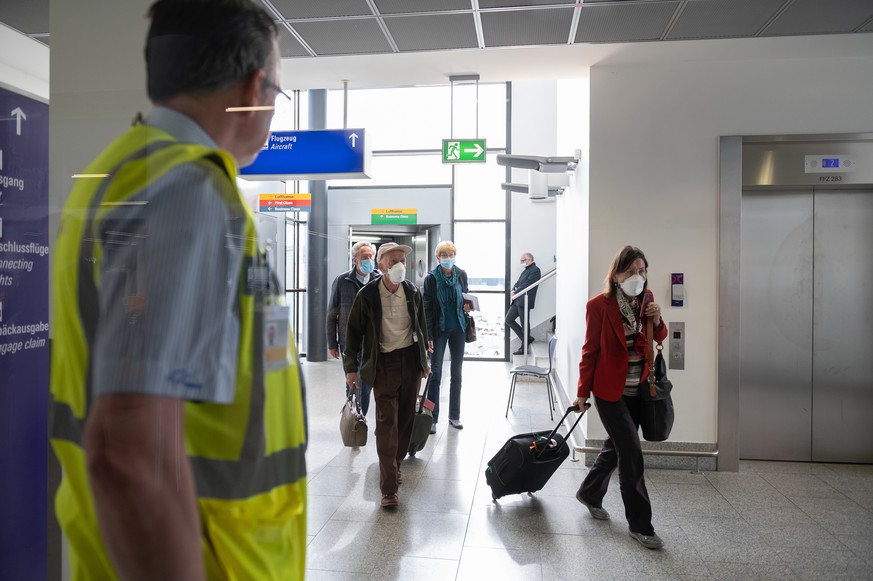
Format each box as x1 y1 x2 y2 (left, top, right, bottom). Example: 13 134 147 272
577 290 668 402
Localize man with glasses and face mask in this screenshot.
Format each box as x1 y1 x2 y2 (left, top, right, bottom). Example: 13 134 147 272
343 242 429 508
49 1 307 578
328 240 380 415
505 252 542 354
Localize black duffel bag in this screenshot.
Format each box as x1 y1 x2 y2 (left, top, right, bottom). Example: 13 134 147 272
640 317 674 442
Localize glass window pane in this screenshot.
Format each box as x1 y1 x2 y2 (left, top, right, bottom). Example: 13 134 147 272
454 159 507 220
327 86 451 151
331 154 450 188
270 91 309 132
453 222 505 292
464 291 507 358
479 84 507 149
447 83 506 150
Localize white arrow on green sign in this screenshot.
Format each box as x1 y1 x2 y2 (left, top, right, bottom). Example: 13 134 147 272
442 139 486 163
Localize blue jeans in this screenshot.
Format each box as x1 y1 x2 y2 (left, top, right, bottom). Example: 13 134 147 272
341 342 371 415
425 327 466 423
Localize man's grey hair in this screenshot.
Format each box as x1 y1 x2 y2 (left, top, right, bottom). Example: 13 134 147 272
523 252 534 262
350 241 375 261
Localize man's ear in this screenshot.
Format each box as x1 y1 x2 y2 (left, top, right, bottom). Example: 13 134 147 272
238 69 267 111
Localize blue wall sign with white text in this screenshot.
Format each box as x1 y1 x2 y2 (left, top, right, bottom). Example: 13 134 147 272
240 128 370 180
0 86 49 581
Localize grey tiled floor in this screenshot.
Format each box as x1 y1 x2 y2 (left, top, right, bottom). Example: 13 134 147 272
302 354 873 581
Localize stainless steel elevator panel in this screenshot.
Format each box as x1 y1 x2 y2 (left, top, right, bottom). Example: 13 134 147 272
739 191 814 461
812 189 873 463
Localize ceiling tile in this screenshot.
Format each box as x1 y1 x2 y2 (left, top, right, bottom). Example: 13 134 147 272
374 0 472 15
481 7 574 48
267 0 373 20
292 18 395 56
667 0 786 40
762 0 873 36
0 0 48 34
576 2 680 43
479 0 575 8
277 28 312 57
385 13 478 51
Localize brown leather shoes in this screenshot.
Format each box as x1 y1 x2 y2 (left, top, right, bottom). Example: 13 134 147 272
381 494 399 508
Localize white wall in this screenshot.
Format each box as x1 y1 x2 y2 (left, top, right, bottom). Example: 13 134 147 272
579 50 873 443
554 78 589 414
509 81 559 333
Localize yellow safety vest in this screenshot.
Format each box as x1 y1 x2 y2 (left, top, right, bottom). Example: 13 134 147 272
50 124 307 580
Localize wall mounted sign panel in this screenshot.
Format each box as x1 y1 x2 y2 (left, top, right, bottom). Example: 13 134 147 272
241 129 370 180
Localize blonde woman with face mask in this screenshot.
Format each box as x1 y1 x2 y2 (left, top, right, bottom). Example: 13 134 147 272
573 245 668 550
422 241 471 432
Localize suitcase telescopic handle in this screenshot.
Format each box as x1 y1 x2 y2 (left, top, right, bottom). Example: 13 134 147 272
534 402 591 459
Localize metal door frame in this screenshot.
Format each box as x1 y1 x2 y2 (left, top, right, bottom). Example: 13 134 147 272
718 133 873 471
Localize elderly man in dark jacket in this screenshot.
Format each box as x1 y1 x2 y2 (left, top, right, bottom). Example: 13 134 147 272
327 240 379 414
344 242 429 508
505 251 542 355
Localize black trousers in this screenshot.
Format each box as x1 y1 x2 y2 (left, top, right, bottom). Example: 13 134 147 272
579 394 655 536
504 303 531 342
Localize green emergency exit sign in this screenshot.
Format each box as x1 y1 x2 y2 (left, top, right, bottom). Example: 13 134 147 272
442 139 486 163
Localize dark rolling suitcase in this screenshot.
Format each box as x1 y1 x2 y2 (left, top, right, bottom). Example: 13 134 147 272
485 403 590 500
408 381 434 457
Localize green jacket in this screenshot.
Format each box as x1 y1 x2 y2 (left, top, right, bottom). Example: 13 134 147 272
343 276 429 386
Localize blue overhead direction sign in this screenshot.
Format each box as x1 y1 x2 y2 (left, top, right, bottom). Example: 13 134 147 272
240 128 370 180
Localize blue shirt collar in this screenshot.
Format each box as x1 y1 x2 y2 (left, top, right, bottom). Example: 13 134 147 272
145 107 219 149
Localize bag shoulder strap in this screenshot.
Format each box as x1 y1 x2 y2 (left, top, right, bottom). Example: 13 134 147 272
644 294 664 396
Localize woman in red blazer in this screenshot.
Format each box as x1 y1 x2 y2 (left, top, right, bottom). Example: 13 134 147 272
573 246 668 550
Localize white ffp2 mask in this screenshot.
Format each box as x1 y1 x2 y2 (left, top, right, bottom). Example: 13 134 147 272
387 262 406 284
619 274 645 296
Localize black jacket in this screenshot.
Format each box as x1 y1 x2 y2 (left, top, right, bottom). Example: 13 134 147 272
326 267 380 349
343 278 429 386
422 267 469 341
511 262 542 310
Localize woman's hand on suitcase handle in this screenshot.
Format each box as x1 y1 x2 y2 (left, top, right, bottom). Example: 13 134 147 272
573 397 590 413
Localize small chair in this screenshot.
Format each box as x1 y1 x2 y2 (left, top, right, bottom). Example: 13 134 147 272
506 336 558 420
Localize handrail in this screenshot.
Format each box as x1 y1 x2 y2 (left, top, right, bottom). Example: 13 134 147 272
513 267 555 298
515 268 555 363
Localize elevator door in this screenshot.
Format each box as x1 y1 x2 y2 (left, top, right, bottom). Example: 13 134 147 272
740 188 873 463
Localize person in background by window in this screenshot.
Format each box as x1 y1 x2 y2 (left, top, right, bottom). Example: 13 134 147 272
574 245 667 550
327 240 379 415
422 241 471 431
505 251 542 355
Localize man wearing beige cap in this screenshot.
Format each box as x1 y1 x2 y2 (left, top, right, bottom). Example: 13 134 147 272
343 242 429 507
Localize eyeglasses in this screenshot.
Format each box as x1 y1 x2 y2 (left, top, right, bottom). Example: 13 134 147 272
263 78 293 103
